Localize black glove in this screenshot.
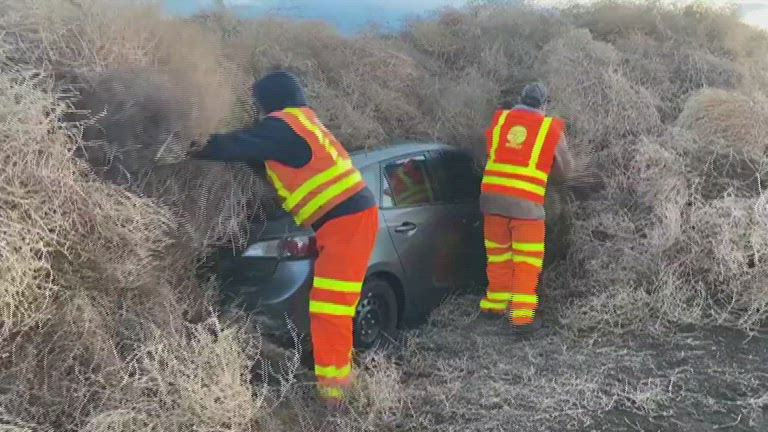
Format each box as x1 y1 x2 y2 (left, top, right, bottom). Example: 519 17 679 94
187 140 206 159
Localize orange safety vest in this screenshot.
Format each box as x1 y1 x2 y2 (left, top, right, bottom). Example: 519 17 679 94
481 109 564 206
264 107 366 227
388 161 432 205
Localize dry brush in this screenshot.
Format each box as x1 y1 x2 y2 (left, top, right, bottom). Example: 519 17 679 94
1 0 768 430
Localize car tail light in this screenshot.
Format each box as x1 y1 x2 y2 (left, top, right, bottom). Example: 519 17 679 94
280 235 317 258
241 235 317 259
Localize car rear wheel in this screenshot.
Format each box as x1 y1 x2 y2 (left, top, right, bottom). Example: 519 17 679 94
353 277 398 351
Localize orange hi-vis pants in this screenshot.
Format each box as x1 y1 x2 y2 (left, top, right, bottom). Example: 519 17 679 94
479 213 545 326
310 206 378 403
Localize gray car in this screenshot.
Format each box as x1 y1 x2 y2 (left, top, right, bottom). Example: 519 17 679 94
213 142 486 350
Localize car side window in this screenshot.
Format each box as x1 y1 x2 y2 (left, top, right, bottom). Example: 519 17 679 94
429 150 482 204
381 155 435 208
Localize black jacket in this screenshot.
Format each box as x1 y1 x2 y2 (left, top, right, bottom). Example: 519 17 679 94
193 71 375 231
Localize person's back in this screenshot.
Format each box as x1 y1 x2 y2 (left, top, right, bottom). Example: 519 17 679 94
478 82 574 334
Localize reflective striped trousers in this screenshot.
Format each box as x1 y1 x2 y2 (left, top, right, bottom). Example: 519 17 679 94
479 213 545 326
310 206 378 404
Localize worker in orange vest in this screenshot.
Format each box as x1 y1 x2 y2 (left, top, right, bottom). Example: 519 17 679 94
385 159 433 206
479 82 574 334
191 71 378 408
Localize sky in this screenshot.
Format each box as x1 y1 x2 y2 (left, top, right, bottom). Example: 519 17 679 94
163 0 768 33
740 0 768 28
535 0 768 29
163 0 465 32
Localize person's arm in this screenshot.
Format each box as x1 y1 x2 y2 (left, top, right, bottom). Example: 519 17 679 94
190 117 311 168
191 129 274 162
471 142 487 168
551 132 575 181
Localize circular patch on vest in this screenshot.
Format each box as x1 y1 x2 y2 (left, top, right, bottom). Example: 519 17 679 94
506 125 527 149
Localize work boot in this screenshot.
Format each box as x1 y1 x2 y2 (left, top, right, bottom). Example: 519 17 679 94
509 314 544 337
317 370 355 413
321 395 345 412
478 310 505 321
317 389 347 413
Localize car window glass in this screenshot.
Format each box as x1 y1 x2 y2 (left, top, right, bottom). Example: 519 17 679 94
381 155 434 208
429 150 481 203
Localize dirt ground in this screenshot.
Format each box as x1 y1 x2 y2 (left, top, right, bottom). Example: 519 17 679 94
381 297 768 432
268 296 768 432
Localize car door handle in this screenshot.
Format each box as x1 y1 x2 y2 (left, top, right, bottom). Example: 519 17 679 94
394 222 417 233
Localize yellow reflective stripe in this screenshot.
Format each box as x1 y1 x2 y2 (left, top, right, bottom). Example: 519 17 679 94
271 108 367 225
309 300 357 317
482 176 545 195
266 166 291 201
397 185 429 204
283 108 339 160
485 162 548 181
513 256 543 268
484 116 554 186
295 171 363 225
488 253 542 266
529 117 553 169
512 242 545 252
397 169 413 186
480 299 507 310
425 172 435 199
488 252 513 263
401 187 428 198
487 292 511 301
484 239 510 249
511 309 534 318
401 184 429 196
275 108 364 222
318 386 344 399
314 277 362 293
482 176 546 196
284 159 353 211
511 294 538 304
315 363 351 379
488 110 511 164
393 161 434 202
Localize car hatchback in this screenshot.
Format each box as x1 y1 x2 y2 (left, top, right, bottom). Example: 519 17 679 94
213 143 485 350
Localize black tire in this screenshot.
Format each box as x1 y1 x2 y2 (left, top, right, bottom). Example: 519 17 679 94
353 277 399 351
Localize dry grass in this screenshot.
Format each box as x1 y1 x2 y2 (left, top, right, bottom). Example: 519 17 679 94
0 2 277 429
2 0 768 430
2 0 262 244
677 88 768 160
210 16 435 150
0 71 171 337
557 124 768 335
536 28 663 151
357 296 768 431
78 317 279 432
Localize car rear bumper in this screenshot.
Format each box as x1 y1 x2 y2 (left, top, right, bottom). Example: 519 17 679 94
218 255 314 338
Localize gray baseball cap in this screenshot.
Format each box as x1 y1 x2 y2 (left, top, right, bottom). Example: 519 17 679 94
521 82 548 109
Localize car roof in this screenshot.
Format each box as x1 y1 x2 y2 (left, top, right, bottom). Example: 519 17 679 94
350 142 458 168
